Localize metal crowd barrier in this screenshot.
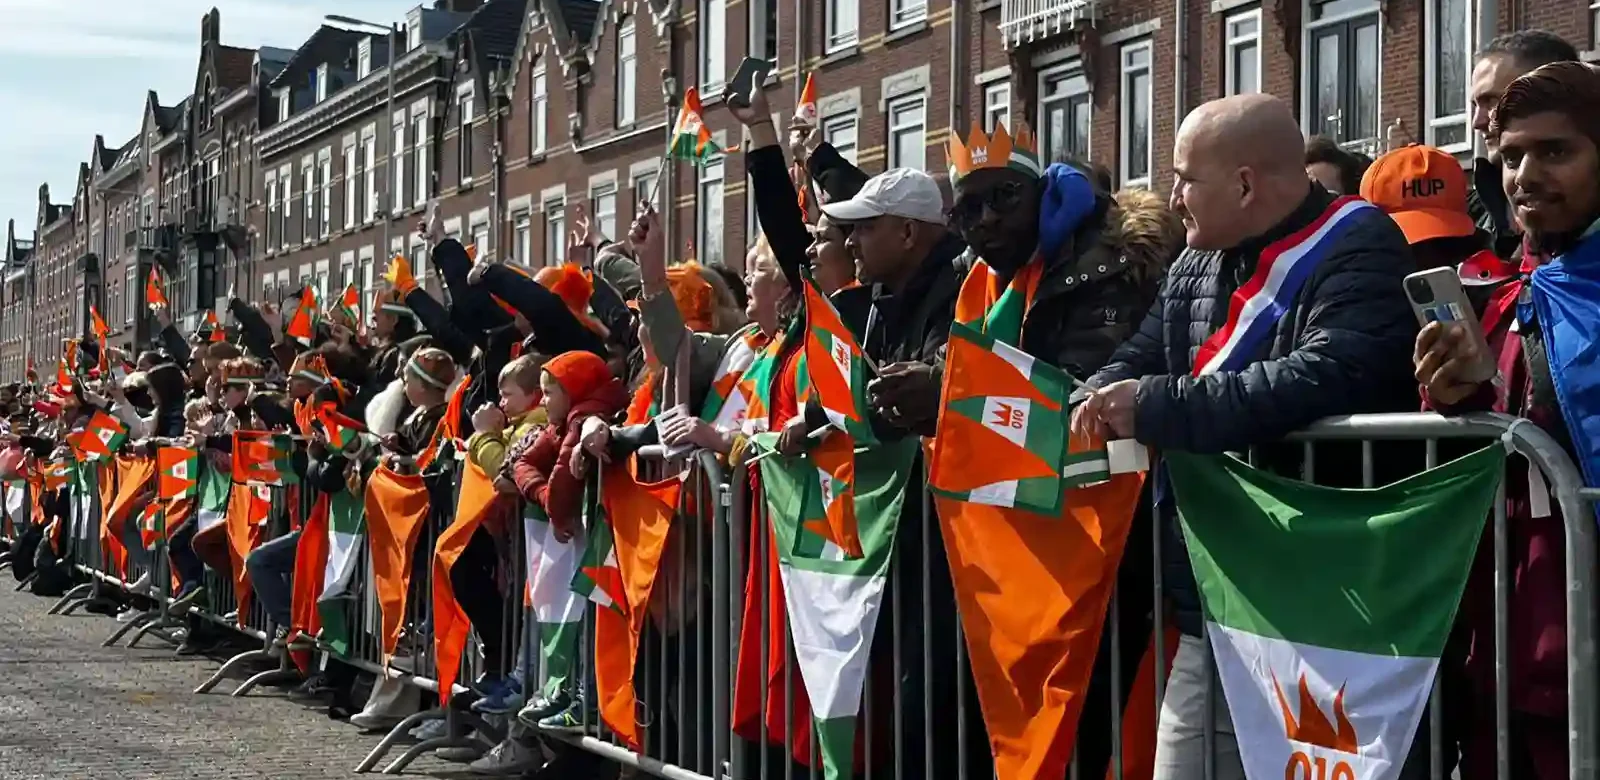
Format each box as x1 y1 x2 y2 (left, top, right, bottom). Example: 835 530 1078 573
10 413 1597 779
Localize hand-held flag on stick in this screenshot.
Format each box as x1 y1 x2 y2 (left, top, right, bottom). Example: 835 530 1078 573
285 284 320 345
146 267 169 311
89 306 109 372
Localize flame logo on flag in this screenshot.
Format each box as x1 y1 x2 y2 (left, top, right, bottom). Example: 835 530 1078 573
1272 671 1358 753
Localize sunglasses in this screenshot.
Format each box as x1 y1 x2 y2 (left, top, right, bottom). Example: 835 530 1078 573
946 180 1028 231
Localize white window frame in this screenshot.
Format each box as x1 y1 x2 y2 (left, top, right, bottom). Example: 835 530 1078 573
318 151 333 238
826 0 859 53
277 164 292 248
700 0 727 92
1424 0 1472 154
265 174 280 249
531 59 549 154
631 168 660 213
544 196 567 268
1118 40 1154 190
1224 8 1263 96
697 158 725 267
512 211 532 265
409 237 427 285
315 64 330 102
458 86 475 183
822 112 859 167
1300 0 1383 152
357 39 373 80
362 131 378 223
343 144 358 228
1592 0 1600 50
617 19 637 126
276 88 289 121
1038 60 1093 165
314 259 330 303
749 0 778 61
392 115 406 210
891 0 928 29
412 112 429 207
358 247 376 316
983 82 1010 133
886 93 927 170
591 182 618 244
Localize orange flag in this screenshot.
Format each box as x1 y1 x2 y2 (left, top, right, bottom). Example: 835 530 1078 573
593 464 681 750
201 310 225 342
289 493 331 673
103 455 155 564
225 483 272 625
285 284 319 345
931 446 1145 780
146 267 169 310
433 459 502 703
364 464 432 658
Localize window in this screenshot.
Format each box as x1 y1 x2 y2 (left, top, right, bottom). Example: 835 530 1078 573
315 64 330 102
823 113 859 166
591 184 618 242
407 19 422 50
512 212 532 265
1039 63 1091 165
314 259 330 303
984 83 1010 132
413 113 429 207
278 166 292 248
544 200 567 267
632 170 659 212
266 176 280 248
302 161 316 239
458 90 475 182
1119 42 1153 189
1593 0 1600 49
617 19 637 126
357 39 373 80
410 239 428 286
750 0 778 62
697 159 725 267
470 222 490 255
124 264 137 325
392 121 406 213
1225 9 1262 95
319 154 332 238
892 0 927 28
344 145 358 228
531 60 548 154
887 95 926 170
1426 0 1470 150
700 0 727 92
826 0 859 52
362 134 377 222
1307 0 1380 148
360 252 375 315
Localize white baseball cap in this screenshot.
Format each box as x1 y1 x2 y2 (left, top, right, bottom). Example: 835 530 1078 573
819 168 947 225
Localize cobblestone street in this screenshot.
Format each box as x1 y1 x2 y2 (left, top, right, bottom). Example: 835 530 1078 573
0 582 467 779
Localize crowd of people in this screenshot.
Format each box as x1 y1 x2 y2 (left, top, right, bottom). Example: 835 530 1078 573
0 26 1592 780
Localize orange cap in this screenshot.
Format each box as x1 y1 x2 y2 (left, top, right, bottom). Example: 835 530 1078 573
1359 144 1477 244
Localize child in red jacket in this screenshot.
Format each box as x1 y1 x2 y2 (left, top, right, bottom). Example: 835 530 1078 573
510 350 626 731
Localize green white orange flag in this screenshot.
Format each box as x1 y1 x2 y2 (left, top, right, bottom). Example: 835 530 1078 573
77 410 129 461
697 330 764 432
364 464 430 658
433 459 499 703
285 284 319 345
1167 446 1503 780
525 501 586 711
796 278 876 557
201 310 225 342
571 499 625 613
669 87 723 162
157 446 200 500
333 283 361 325
317 488 366 656
587 465 680 751
232 431 299 486
756 431 917 780
146 267 169 311
316 404 363 453
928 321 1104 515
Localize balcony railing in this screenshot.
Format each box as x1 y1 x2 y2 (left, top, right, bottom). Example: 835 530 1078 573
999 0 1097 49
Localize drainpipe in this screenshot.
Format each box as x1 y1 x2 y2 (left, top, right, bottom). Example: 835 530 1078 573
490 72 503 260
1172 0 1186 178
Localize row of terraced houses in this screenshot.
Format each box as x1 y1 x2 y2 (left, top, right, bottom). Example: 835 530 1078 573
2 0 1599 383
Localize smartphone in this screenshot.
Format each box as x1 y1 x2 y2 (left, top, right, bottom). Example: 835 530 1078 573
726 57 775 108
1403 267 1497 384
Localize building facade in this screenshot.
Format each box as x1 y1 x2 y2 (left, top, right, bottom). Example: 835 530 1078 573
3 0 1599 383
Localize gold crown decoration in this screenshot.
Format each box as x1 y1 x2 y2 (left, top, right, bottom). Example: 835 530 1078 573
947 120 1043 182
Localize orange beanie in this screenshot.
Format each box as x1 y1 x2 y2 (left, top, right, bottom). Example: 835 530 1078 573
542 351 614 404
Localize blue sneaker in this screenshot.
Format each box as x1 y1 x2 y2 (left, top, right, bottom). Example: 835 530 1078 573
471 676 525 715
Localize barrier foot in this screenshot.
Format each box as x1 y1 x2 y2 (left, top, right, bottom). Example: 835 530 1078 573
128 622 182 649
100 612 154 647
353 710 441 774
47 583 92 614
232 666 300 698
193 648 271 695
12 572 35 592
381 734 485 775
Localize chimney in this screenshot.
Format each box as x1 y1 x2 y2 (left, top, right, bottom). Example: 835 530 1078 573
202 7 220 45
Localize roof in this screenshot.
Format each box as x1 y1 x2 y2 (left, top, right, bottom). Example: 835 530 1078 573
460 0 533 59
110 133 141 171
160 97 190 131
215 44 257 91
95 137 124 173
267 26 383 89
556 0 601 48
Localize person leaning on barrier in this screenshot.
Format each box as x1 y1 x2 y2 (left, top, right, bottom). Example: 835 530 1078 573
1072 93 1421 780
1415 60 1600 780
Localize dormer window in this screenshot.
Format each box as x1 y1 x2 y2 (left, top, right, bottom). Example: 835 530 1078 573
276 88 290 121
407 8 423 50
357 39 373 79
315 64 329 102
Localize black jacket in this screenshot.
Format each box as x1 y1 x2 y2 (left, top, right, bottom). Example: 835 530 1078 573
1088 185 1421 634
1468 157 1521 260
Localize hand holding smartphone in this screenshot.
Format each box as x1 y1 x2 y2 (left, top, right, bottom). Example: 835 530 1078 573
1403 267 1497 385
726 57 775 109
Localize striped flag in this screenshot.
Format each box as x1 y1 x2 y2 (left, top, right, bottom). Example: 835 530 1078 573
316 488 365 656
668 87 724 162
332 283 361 325
232 431 299 486
697 329 765 431
315 404 363 453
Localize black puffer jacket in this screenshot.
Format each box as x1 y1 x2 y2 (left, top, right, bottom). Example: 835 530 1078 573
1088 184 1421 634
1467 157 1520 260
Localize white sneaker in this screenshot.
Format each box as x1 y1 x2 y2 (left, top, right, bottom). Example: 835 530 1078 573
408 718 447 741
349 677 420 731
126 572 152 596
116 608 142 623
467 737 543 776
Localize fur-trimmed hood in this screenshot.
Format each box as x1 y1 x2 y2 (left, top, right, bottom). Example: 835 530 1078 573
1100 187 1186 289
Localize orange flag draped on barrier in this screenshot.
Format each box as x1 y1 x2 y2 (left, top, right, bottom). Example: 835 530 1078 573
225 484 271 624
365 464 432 658
432 459 501 703
102 456 155 577
95 461 124 576
593 465 680 750
289 493 332 674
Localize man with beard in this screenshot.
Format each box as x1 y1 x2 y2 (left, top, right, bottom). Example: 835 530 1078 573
1467 30 1578 259
1418 60 1600 780
1073 93 1419 779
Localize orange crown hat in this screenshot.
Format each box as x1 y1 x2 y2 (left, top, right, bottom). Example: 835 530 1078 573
665 261 715 333
289 353 332 385
221 357 266 386
536 263 610 338
947 120 1043 183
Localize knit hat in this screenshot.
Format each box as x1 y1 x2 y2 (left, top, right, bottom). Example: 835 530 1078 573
405 347 457 391
542 351 615 404
665 262 715 332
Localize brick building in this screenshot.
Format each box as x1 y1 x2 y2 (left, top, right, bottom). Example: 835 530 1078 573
3 0 1600 383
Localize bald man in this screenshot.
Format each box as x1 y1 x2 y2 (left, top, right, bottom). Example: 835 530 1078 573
1072 94 1421 779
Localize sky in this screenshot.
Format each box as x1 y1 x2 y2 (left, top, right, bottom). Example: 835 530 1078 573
0 0 419 240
